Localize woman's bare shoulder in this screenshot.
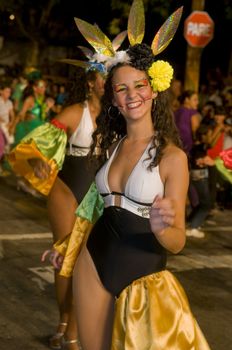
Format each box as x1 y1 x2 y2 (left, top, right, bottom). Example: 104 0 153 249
23 95 34 107
161 144 188 168
59 103 84 117
159 144 189 184
55 103 84 124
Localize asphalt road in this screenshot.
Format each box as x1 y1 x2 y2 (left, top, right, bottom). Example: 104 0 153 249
0 175 232 350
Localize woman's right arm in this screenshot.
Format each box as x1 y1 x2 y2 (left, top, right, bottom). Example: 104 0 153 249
54 103 83 138
191 113 200 139
17 96 34 121
207 125 224 146
28 103 84 179
150 145 189 254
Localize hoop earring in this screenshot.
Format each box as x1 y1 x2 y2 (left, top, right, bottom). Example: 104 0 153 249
108 105 120 120
87 86 93 98
152 99 156 113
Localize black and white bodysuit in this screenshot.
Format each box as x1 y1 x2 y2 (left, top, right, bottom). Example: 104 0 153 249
82 137 211 349
87 138 166 296
59 101 97 203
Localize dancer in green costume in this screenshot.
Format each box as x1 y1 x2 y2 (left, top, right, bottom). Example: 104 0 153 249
13 79 47 145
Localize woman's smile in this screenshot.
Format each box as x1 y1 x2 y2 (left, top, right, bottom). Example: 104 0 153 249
112 66 156 119
126 100 143 109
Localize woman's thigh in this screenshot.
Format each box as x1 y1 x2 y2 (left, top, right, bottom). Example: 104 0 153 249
47 177 77 241
73 245 115 350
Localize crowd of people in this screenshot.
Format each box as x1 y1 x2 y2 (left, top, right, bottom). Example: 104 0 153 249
0 72 67 181
1 0 232 349
2 68 231 229
171 81 232 238
1 58 232 350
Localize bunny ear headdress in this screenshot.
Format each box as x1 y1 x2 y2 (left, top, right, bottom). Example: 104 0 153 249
126 0 183 92
66 0 183 91
59 23 127 75
126 0 183 55
73 0 183 91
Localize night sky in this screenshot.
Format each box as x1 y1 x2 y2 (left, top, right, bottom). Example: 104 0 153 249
62 0 231 82
1 0 231 82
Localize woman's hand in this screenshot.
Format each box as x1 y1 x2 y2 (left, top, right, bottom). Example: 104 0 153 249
28 158 51 179
41 249 64 270
198 155 215 166
149 196 175 235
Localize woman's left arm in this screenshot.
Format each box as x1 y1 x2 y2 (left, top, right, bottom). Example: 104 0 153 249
150 146 189 253
191 113 200 139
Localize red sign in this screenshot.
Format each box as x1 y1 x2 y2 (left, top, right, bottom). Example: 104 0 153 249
184 11 214 48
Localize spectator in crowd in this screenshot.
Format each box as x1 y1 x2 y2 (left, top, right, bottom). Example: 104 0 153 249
174 90 201 209
0 82 15 156
174 90 201 155
206 106 226 211
56 85 67 108
207 81 223 107
200 101 216 127
11 74 28 113
186 125 212 238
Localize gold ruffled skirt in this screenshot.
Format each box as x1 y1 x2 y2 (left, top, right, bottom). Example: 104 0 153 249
53 184 210 349
112 270 210 350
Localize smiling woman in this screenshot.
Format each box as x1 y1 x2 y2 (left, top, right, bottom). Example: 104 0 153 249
112 71 156 116
69 41 211 350
59 0 210 347
50 0 212 349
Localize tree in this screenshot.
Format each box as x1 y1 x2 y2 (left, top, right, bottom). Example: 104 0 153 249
0 0 61 67
109 0 177 35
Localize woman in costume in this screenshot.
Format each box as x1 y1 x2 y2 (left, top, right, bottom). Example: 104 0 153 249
46 68 105 350
10 78 49 195
56 1 211 349
9 67 105 350
8 28 128 347
13 78 48 145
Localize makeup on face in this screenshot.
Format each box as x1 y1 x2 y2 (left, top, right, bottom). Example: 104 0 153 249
112 66 156 112
113 78 154 109
113 78 149 93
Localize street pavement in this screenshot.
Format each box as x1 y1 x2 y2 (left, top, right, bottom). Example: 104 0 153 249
0 174 232 350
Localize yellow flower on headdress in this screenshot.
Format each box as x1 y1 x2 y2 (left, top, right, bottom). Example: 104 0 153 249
148 60 173 92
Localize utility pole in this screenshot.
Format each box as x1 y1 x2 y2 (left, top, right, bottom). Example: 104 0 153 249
184 0 205 92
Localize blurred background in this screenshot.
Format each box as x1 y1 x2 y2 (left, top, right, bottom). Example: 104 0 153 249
0 0 231 84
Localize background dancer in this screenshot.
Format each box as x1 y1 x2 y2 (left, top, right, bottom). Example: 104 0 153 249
9 66 105 350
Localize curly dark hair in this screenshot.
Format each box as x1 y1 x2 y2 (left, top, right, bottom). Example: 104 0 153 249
64 67 99 107
127 43 156 71
90 43 182 169
22 79 46 100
